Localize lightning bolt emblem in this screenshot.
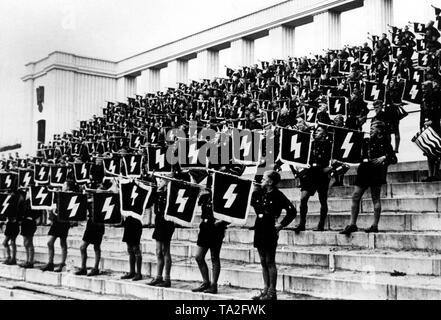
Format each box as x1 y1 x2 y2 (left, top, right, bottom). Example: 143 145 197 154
23 172 31 187
413 72 421 83
134 136 141 148
290 134 302 159
175 189 189 213
341 132 354 159
36 187 48 204
1 195 11 215
109 160 116 173
55 168 63 182
5 175 12 188
410 85 419 100
362 53 369 63
371 85 380 100
306 108 314 122
334 100 342 113
188 143 199 164
422 55 429 66
240 135 252 157
67 196 80 218
223 184 238 209
81 164 87 178
38 167 46 181
102 197 115 221
130 186 139 206
130 156 137 173
156 149 165 169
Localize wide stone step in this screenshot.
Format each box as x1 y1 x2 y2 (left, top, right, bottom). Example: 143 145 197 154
7 249 441 300
0 264 318 301
0 277 129 300
258 167 430 189
282 182 441 200
31 236 441 277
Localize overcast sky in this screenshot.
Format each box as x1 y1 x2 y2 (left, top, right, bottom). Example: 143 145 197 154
1 0 440 148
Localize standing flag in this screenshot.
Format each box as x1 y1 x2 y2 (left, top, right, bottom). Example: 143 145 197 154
331 127 364 164
73 162 92 184
418 52 432 68
43 148 56 161
328 96 347 117
359 50 372 66
364 81 385 102
338 60 351 74
119 179 153 222
122 154 144 178
147 146 172 172
413 22 426 34
57 192 88 222
50 166 68 187
17 159 28 169
30 186 53 210
416 39 426 52
279 128 312 167
231 129 263 165
0 172 17 191
403 70 424 104
164 181 200 227
70 142 82 157
92 192 121 224
212 171 253 225
34 164 50 185
0 193 19 220
129 134 146 150
392 46 407 59
18 169 34 189
103 157 121 177
178 139 208 168
304 105 318 124
412 127 441 158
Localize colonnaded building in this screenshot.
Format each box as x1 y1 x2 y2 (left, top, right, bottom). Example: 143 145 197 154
19 0 433 161
3 0 441 301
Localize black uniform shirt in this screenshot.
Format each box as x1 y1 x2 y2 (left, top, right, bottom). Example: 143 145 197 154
252 188 296 228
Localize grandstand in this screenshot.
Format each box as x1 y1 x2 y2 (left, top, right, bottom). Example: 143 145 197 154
2 0 441 300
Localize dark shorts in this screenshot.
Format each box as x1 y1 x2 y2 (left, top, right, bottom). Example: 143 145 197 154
355 163 388 188
5 221 20 239
122 217 142 246
253 215 278 251
152 217 175 242
20 219 37 237
300 167 330 196
82 220 105 245
196 221 226 250
48 220 70 239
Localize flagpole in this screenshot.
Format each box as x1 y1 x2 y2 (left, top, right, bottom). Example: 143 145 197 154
150 172 208 190
206 168 262 186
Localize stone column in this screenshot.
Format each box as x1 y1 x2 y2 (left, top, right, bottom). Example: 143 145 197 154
22 78 35 154
196 49 219 80
166 59 188 89
268 25 296 59
146 68 160 93
313 11 341 53
230 38 255 68
116 76 137 101
364 0 393 35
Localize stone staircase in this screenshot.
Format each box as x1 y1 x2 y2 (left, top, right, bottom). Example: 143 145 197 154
2 160 441 300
